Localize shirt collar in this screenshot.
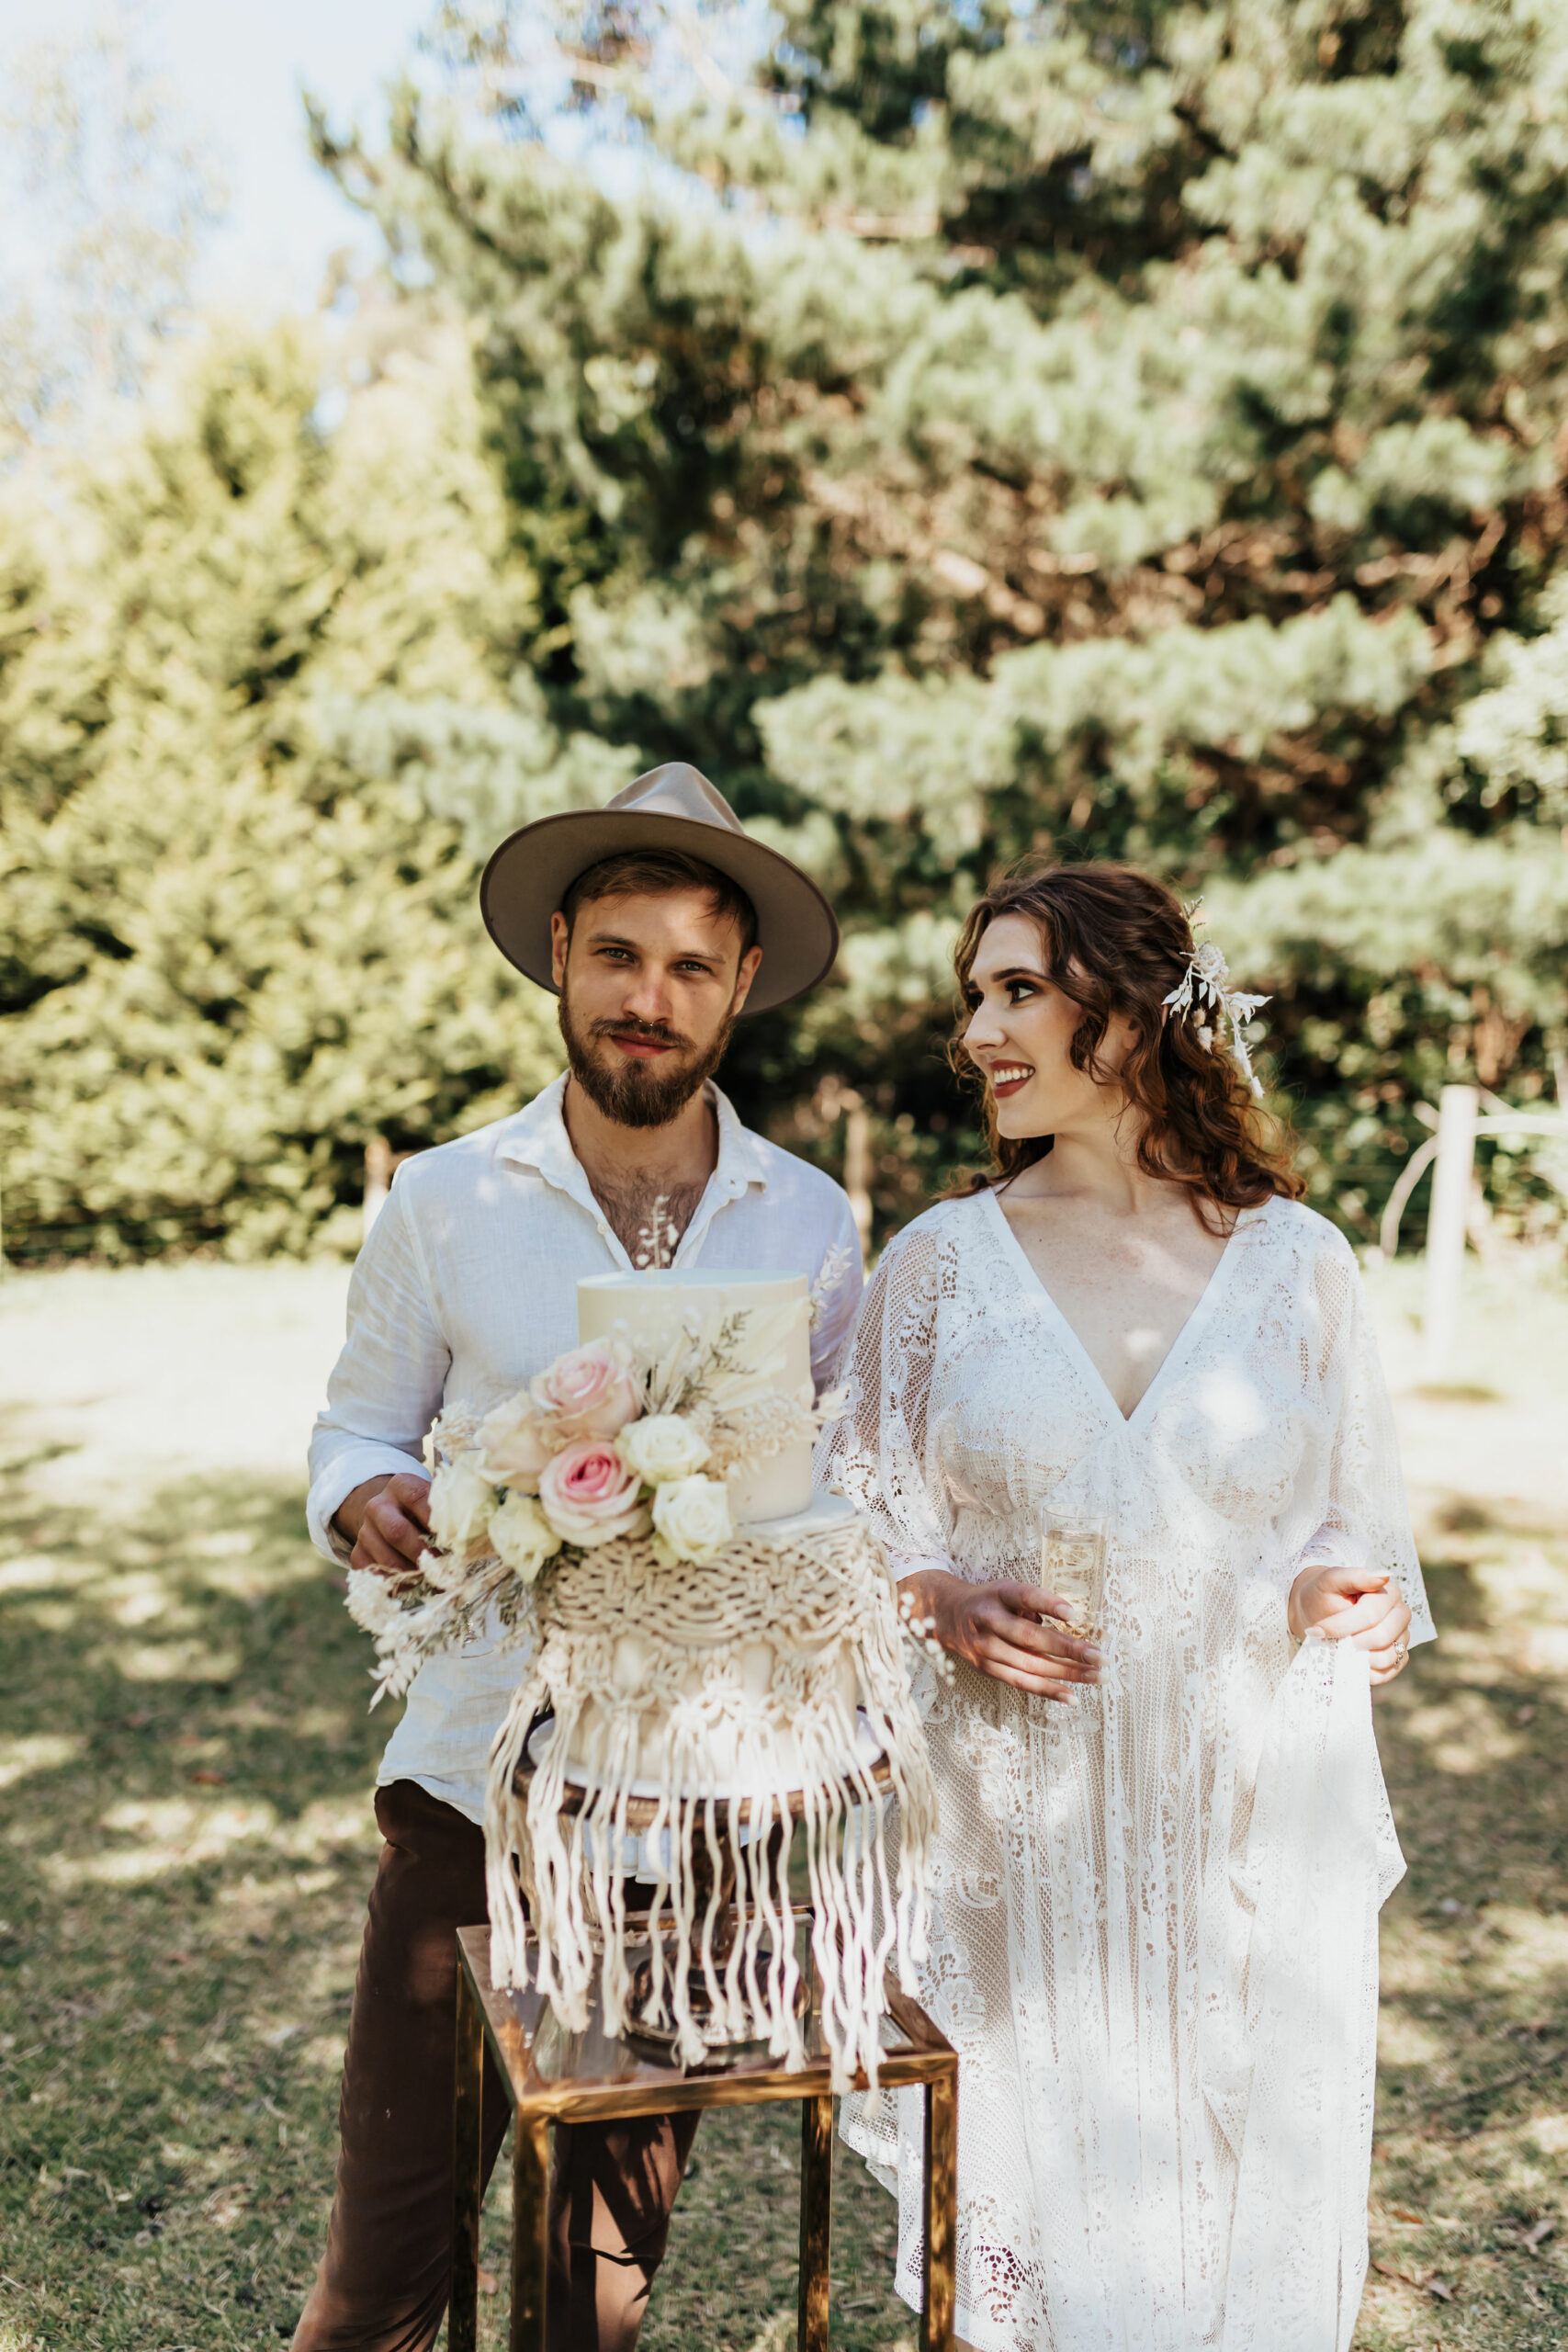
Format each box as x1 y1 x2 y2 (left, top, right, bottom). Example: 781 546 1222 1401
496 1072 772 1199
709 1080 772 1193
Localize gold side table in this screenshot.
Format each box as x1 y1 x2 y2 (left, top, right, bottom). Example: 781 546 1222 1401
450 1923 958 2352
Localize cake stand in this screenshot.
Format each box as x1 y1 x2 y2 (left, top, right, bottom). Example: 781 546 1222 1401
450 1921 959 2352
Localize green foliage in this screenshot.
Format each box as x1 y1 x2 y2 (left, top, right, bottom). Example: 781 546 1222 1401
9 0 1568 1255
328 0 1568 1244
0 319 561 1259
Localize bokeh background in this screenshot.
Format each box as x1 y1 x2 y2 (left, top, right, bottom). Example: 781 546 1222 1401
1 4 1566 2348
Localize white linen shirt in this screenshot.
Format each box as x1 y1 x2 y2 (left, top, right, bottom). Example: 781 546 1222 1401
308 1073 864 1824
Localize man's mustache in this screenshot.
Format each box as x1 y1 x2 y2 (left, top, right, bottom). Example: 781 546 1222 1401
588 1016 694 1052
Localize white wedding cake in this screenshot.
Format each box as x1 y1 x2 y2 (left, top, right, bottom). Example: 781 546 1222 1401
577 1269 814 1522
558 1268 866 1792
350 1258 934 2078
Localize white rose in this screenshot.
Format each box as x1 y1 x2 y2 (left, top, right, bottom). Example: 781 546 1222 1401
616 1413 711 1487
489 1490 561 1584
474 1392 558 1491
651 1474 734 1566
427 1454 496 1555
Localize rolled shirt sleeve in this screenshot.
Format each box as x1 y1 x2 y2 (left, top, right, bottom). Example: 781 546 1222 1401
306 1179 451 1562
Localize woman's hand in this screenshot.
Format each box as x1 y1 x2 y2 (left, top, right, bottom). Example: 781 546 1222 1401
1287 1562 1412 1684
899 1567 1101 1701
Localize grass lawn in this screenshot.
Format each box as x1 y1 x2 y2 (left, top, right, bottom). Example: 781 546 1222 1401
1 1259 1565 2350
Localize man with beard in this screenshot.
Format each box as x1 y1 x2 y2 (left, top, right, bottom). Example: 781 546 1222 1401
293 765 863 2352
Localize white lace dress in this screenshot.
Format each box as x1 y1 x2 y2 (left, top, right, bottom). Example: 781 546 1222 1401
824 1190 1434 2352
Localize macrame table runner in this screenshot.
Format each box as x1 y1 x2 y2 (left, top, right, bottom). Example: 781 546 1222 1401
483 1512 934 2088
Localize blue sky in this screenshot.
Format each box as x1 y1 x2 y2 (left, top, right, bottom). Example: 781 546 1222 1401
0 0 438 310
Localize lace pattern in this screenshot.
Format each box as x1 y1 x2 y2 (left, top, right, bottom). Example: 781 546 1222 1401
822 1192 1430 2352
481 1514 936 2088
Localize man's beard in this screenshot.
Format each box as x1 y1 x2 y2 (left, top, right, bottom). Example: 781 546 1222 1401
558 992 737 1129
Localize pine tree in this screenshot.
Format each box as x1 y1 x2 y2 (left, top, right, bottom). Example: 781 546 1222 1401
1 318 565 1257
11 1 1568 1260
319 0 1568 1244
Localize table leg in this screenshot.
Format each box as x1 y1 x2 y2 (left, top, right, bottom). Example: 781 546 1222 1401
451 1961 484 2352
797 2093 833 2352
510 2108 550 2352
921 2065 957 2352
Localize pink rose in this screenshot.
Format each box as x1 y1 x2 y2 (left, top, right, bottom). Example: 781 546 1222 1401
529 1340 642 1442
538 1442 650 1547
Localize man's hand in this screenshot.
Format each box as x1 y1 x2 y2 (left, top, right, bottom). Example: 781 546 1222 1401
1287 1562 1412 1683
898 1567 1101 1702
333 1473 433 1581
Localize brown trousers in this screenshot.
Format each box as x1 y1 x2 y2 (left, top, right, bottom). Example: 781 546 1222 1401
291 1781 697 2352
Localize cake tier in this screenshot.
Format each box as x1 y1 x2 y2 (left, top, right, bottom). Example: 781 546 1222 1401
576 1268 813 1522
743 1489 859 1546
532 1498 886 1800
526 1704 882 1806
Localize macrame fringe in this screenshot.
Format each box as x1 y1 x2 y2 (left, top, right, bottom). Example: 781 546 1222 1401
481 1523 933 2091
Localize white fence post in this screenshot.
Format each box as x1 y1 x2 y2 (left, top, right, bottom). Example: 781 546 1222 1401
1423 1083 1479 1377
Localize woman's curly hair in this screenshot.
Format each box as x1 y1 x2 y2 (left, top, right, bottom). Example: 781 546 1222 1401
947 861 1303 1227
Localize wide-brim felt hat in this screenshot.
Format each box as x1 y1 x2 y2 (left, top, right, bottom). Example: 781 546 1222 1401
479 763 839 1016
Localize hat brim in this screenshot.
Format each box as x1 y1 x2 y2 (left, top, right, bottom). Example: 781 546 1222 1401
480 808 839 1015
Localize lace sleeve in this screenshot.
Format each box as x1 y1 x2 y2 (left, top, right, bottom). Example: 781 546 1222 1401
1300 1233 1435 1646
818 1217 957 1577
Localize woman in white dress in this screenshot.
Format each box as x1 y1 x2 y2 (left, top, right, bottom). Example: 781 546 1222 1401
827 864 1432 2352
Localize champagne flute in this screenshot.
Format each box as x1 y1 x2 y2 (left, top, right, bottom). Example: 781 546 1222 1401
1040 1507 1107 1644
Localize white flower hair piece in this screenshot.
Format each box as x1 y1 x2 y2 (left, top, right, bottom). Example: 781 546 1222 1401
1162 902 1270 1099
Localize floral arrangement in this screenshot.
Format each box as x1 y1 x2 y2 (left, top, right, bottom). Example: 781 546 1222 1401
345 1288 844 1705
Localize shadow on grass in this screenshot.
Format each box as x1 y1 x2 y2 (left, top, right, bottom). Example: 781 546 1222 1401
0 1455 915 2352
0 1453 388 2351
1359 1522 1568 2348
4 1457 1564 2352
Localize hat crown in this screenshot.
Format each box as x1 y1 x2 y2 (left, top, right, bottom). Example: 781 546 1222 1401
479 755 838 1014
604 763 744 839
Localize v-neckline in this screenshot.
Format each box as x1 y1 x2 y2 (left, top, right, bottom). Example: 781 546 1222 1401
979 1184 1261 1431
